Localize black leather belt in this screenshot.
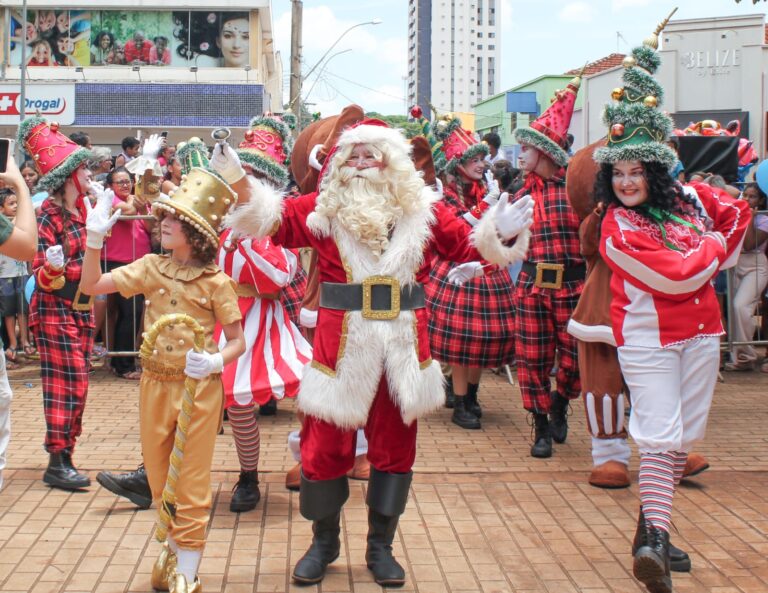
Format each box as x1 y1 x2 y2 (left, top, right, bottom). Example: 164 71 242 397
320 277 425 320
51 280 94 311
521 261 586 289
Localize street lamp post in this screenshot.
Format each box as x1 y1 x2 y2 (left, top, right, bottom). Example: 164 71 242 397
292 18 382 129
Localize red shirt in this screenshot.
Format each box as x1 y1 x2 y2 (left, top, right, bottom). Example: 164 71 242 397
124 39 153 63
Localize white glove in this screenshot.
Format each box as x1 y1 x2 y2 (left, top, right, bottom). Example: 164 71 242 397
483 171 500 205
446 261 484 286
45 245 64 270
84 183 121 249
185 349 224 380
494 193 534 241
142 133 164 159
211 142 246 184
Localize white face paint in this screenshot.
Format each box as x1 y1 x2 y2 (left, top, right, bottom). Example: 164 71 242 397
517 144 541 174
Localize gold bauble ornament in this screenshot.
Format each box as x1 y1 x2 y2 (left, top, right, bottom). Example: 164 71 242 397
622 56 637 69
611 88 625 101
643 96 658 108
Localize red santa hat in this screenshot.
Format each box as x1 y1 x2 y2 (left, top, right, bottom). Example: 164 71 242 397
514 74 582 167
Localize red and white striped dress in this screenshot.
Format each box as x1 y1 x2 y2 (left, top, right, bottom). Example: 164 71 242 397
216 229 312 407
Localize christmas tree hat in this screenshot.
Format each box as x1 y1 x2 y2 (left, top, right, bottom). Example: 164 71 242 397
176 138 211 176
594 8 678 169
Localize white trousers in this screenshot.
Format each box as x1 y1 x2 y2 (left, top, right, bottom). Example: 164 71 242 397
730 252 768 363
618 337 720 453
0 350 13 489
591 436 631 467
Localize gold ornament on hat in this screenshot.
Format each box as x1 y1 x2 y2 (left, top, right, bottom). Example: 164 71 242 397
643 7 677 50
622 56 637 69
153 168 236 248
643 96 658 108
611 88 625 101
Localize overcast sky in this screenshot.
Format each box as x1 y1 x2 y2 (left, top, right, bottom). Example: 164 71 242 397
273 0 767 117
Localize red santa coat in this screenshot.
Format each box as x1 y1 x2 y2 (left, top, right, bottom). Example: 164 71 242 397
600 183 749 348
228 183 529 429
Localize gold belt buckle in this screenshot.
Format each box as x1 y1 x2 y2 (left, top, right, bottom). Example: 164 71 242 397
535 263 565 289
72 285 95 311
361 276 400 320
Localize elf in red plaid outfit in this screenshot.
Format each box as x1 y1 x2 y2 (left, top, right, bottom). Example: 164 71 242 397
512 75 585 459
18 116 96 490
413 108 518 430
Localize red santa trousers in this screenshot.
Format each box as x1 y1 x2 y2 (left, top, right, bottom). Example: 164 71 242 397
300 376 417 480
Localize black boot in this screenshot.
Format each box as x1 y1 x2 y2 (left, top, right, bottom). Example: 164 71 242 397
444 375 455 409
259 399 277 416
466 383 482 418
96 464 152 509
549 391 570 444
451 396 481 430
632 507 691 573
230 470 261 512
292 473 349 585
44 451 90 490
530 413 552 458
366 468 412 587
633 518 672 593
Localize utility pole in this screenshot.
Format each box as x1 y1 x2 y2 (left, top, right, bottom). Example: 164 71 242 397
289 0 303 132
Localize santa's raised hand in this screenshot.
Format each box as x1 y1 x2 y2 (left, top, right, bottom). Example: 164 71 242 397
494 193 534 240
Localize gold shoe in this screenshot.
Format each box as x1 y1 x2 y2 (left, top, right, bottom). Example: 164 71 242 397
170 573 202 593
151 542 178 591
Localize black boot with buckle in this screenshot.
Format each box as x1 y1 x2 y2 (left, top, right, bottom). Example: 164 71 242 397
366 468 412 587
96 464 152 509
632 507 691 573
633 515 672 593
452 395 481 430
549 391 570 444
292 473 349 585
466 382 482 418
230 470 261 512
530 413 552 458
44 451 90 490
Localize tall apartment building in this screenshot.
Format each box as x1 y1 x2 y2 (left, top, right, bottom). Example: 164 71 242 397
407 0 500 118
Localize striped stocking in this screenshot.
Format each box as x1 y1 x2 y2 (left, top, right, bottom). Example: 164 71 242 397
671 451 688 485
228 404 260 472
638 452 676 533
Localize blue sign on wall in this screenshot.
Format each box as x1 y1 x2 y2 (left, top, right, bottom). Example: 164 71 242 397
506 92 538 115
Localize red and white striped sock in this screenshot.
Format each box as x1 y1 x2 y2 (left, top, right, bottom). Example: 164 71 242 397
638 452 676 533
671 451 688 485
228 404 260 472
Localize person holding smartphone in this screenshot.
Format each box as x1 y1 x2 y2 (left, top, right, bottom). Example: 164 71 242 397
0 140 39 490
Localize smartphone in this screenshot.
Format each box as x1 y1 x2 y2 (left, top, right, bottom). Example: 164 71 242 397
160 131 169 138
0 139 13 174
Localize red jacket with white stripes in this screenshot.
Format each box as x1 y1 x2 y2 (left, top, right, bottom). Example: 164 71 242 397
599 183 750 348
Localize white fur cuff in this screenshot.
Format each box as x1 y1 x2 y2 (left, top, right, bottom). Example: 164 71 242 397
225 178 283 238
472 206 530 266
299 308 318 329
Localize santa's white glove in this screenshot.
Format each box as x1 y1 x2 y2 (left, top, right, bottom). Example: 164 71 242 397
45 245 64 270
494 193 534 241
211 142 246 184
84 183 121 249
142 133 164 159
185 349 224 380
446 261 484 286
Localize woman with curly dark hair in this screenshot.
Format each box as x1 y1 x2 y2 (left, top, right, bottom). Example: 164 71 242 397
594 30 750 593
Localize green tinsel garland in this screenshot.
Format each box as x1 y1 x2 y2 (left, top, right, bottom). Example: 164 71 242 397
443 143 489 175
514 127 568 167
432 117 463 142
594 142 677 169
632 46 661 74
603 103 674 137
623 68 664 104
248 115 294 158
237 150 289 186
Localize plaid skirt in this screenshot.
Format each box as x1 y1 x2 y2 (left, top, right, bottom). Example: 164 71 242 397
279 264 308 328
426 260 516 367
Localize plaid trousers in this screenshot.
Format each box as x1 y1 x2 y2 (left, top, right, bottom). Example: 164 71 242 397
514 289 581 413
34 301 94 454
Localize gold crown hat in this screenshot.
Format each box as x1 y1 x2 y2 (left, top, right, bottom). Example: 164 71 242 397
152 168 237 248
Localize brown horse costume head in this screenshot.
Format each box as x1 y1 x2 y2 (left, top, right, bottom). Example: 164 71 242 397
565 138 607 221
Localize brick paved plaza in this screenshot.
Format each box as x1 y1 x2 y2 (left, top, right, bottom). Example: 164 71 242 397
1 362 767 593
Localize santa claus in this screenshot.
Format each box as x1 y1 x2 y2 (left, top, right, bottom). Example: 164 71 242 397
211 119 532 587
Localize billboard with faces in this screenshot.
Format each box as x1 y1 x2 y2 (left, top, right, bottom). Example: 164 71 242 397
7 10 251 69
